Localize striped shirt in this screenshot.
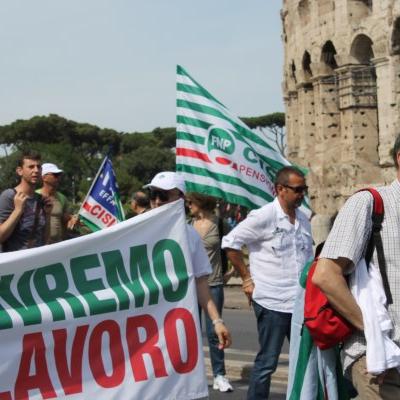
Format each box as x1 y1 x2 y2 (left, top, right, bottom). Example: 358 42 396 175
320 180 400 373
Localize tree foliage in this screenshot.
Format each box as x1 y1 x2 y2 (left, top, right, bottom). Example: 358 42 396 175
0 114 175 203
240 112 286 156
0 112 285 207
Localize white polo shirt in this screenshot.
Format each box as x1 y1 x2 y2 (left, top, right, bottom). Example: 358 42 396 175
222 198 313 313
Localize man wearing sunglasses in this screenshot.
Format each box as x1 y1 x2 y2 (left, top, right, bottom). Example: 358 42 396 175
143 171 232 355
37 163 77 243
222 166 313 400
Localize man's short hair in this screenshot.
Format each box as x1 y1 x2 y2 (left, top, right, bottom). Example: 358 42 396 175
132 191 150 208
17 151 41 168
274 166 305 189
392 134 400 168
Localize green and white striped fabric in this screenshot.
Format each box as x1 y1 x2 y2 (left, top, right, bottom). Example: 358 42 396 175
176 65 310 212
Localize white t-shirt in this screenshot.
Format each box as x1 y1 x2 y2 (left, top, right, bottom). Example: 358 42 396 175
186 224 212 278
222 198 313 313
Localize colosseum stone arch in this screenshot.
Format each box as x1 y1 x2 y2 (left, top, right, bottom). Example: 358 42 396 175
282 0 400 242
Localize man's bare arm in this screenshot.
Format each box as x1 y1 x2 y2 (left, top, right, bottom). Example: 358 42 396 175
225 248 253 304
0 192 27 243
312 257 364 331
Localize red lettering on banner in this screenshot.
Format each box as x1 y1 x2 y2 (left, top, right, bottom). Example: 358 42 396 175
89 320 125 388
164 308 198 374
87 203 116 227
97 208 105 219
102 213 112 225
53 325 89 395
126 315 168 381
14 332 56 399
91 205 101 216
107 217 116 227
8 309 199 398
83 201 91 212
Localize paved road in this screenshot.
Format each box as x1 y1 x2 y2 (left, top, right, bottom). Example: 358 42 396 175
200 299 290 400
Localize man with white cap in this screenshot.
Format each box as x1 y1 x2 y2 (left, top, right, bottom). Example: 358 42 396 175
144 171 232 360
37 162 77 243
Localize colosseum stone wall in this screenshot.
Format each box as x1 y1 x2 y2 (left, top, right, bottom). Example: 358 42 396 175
282 0 400 239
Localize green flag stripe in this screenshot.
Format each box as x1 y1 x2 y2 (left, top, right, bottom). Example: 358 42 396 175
114 194 125 221
288 327 321 400
177 115 210 130
176 83 225 106
176 131 205 145
176 163 274 202
177 99 275 151
177 66 225 107
79 215 101 232
183 181 260 209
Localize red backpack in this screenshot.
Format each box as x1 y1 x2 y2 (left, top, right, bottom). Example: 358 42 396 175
304 188 389 350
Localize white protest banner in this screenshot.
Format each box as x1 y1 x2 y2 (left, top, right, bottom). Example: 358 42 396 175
0 200 207 400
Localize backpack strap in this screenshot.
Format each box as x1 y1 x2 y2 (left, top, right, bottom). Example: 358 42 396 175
358 188 392 305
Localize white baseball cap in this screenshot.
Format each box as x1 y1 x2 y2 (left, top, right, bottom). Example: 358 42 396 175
143 171 186 194
42 163 63 176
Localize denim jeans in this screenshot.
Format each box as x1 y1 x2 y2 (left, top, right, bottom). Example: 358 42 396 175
201 284 226 376
247 302 292 400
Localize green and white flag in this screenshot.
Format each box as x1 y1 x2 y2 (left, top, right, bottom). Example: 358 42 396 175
176 65 311 213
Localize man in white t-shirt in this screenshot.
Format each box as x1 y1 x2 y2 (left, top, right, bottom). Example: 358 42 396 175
222 166 313 400
143 172 231 354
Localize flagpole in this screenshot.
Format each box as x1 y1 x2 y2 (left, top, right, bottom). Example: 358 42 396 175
77 155 108 217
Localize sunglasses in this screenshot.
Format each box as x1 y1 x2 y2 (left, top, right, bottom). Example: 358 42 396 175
283 184 308 194
149 189 170 202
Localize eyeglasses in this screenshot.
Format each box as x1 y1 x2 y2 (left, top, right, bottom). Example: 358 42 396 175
149 189 170 202
283 184 308 194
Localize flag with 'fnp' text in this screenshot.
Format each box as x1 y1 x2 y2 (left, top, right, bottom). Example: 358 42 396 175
79 156 125 231
176 65 311 214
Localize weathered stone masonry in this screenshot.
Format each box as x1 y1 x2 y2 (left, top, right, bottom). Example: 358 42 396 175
282 0 400 240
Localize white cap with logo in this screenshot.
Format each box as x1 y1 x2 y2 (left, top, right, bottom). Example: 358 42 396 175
143 171 186 194
42 163 63 176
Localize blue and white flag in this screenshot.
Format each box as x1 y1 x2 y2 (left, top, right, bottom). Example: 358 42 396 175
79 156 125 231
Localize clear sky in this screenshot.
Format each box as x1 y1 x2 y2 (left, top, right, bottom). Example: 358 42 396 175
0 1 284 133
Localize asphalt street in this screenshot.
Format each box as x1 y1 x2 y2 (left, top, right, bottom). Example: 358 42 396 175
201 286 290 399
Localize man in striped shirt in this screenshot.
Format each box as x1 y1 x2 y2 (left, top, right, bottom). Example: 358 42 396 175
313 135 400 399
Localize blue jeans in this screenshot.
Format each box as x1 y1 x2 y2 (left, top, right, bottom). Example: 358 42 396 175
247 302 291 400
201 284 226 376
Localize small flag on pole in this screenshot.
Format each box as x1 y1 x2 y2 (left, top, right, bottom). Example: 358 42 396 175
78 156 125 231
176 65 311 215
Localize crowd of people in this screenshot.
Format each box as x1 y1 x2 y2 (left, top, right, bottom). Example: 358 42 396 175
0 134 400 399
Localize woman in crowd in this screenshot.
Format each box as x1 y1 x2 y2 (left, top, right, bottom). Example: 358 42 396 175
186 192 233 393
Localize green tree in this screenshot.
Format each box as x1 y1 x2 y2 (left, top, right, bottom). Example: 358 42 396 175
240 112 286 156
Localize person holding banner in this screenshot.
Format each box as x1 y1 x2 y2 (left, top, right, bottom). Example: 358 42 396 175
144 171 232 351
0 151 53 251
222 166 313 400
186 192 233 393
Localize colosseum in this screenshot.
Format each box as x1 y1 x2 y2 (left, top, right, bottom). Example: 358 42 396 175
282 0 400 239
